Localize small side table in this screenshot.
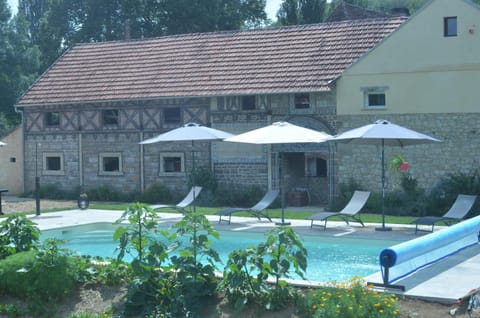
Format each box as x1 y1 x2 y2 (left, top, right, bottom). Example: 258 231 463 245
0 189 8 215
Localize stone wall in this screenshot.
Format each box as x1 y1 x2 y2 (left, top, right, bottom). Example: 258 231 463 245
22 92 339 201
335 113 480 194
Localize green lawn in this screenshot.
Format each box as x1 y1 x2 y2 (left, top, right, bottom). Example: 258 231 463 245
88 203 417 225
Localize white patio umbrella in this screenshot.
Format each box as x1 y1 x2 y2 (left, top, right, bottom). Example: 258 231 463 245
0 141 5 146
332 119 441 231
225 121 332 225
140 122 234 211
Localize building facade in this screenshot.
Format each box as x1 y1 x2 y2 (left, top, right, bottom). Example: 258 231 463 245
14 0 479 205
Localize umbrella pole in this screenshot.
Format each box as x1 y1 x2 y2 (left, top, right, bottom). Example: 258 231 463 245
376 139 392 231
192 140 196 213
276 152 290 226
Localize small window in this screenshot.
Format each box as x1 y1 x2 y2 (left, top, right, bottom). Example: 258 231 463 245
164 157 181 172
444 17 457 37
46 112 60 127
102 109 119 125
164 108 181 124
42 152 64 175
362 87 388 109
306 156 327 177
99 153 123 175
367 93 386 107
294 93 310 109
241 96 256 110
159 152 185 176
10 157 16 163
46 157 61 170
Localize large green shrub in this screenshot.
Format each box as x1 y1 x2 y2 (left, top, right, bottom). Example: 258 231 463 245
423 169 480 217
188 166 218 192
0 214 40 259
215 184 276 207
139 183 173 204
114 203 170 316
86 185 138 202
0 240 76 303
221 226 307 313
154 212 221 317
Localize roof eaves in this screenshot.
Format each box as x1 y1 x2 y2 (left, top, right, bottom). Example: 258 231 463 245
15 87 334 108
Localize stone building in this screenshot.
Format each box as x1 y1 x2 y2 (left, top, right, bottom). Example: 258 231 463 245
14 0 480 206
14 16 407 205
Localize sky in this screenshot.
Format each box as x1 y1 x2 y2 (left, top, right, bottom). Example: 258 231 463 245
7 0 283 20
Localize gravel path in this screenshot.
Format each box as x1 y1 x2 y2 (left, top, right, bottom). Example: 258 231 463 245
2 196 77 214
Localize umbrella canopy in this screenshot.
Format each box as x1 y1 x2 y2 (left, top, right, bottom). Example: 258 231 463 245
332 119 441 231
140 123 234 212
140 122 234 144
333 119 440 146
0 141 5 146
225 121 332 225
224 121 332 144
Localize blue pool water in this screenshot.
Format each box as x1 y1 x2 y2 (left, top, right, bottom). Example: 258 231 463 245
41 223 400 283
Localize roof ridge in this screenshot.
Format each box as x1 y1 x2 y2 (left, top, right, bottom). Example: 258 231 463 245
72 16 408 48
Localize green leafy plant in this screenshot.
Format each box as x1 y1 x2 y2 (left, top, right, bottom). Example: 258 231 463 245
0 214 40 259
0 303 23 317
140 183 173 204
296 277 400 318
388 154 405 173
188 166 218 192
113 203 169 316
0 239 77 316
155 212 221 317
221 226 307 312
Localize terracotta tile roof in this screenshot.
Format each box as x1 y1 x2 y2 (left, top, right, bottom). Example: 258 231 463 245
17 17 407 106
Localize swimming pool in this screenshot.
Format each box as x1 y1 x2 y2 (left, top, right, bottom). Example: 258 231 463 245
41 223 400 283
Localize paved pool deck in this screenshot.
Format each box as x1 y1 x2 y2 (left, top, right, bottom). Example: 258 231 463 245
27 208 480 304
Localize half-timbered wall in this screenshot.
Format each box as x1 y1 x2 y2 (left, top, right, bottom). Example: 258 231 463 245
22 93 336 204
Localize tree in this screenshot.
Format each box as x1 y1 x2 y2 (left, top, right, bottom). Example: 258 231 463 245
0 0 40 127
162 0 267 35
300 0 326 24
277 0 326 26
17 0 49 44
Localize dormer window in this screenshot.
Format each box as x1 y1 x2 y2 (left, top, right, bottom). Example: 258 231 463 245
444 17 457 37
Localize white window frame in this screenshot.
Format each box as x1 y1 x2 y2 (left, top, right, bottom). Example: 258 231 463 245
42 152 65 175
159 152 185 176
99 152 123 176
362 86 388 109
